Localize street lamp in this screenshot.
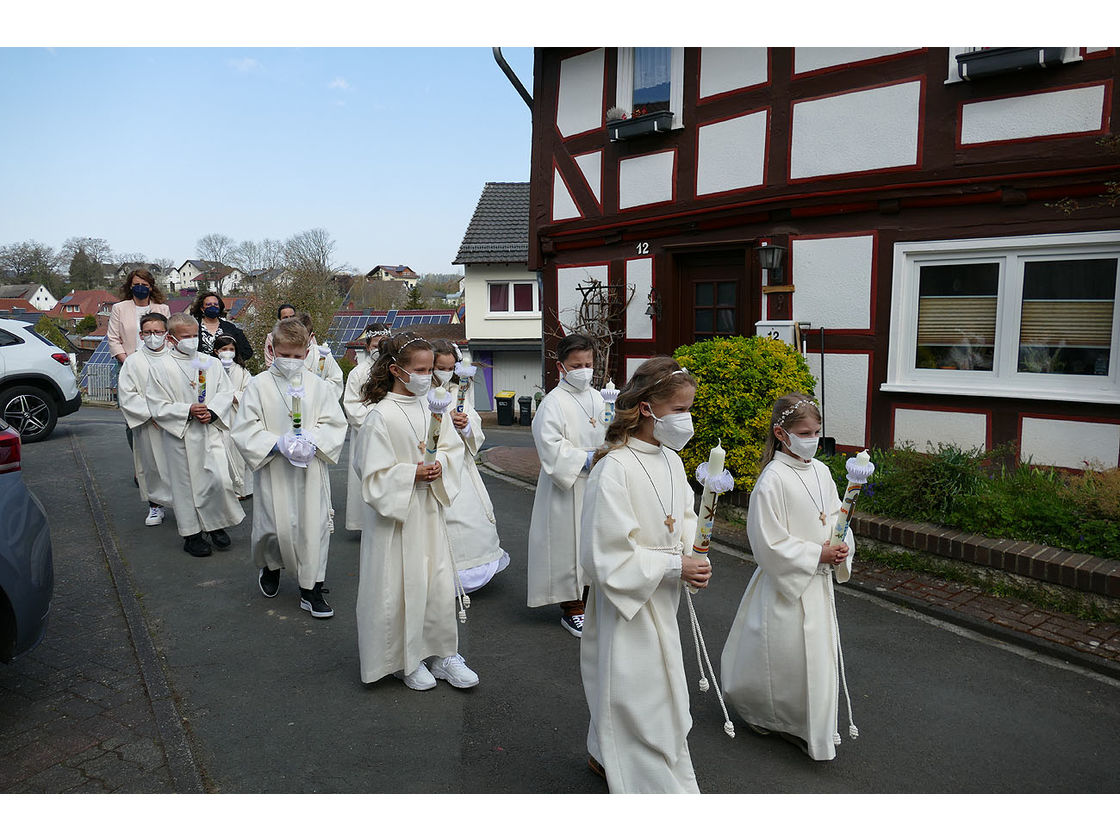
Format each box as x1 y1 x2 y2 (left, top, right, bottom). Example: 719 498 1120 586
756 243 787 283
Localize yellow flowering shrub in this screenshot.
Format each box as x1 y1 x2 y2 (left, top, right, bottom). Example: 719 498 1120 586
674 336 816 492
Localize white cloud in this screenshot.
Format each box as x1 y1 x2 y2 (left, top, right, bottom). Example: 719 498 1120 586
328 76 352 90
228 57 262 74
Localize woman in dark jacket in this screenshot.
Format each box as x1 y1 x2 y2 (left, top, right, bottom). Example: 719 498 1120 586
189 290 254 361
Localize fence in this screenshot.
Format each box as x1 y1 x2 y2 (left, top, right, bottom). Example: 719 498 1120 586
81 362 118 404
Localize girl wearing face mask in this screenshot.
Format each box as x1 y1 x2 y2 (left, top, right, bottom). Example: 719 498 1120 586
429 340 509 595
190 291 254 361
213 336 253 499
351 333 479 693
721 392 858 763
108 269 171 365
341 323 390 531
578 356 710 793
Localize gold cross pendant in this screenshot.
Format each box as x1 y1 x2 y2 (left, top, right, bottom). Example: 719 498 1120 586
664 513 676 531
819 511 826 525
418 439 425 454
589 417 596 427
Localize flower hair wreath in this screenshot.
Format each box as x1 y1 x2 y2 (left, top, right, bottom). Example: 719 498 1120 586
776 398 819 426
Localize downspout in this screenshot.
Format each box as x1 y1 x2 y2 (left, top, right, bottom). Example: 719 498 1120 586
492 47 532 109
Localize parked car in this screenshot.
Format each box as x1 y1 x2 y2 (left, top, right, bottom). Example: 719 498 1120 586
0 316 81 443
0 417 53 662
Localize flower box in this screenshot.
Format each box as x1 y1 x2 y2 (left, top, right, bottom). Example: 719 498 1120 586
606 110 674 142
956 47 1065 81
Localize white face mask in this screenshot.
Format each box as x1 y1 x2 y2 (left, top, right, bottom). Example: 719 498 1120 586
218 350 235 368
143 333 166 351
174 336 199 356
272 357 304 379
398 369 432 397
782 429 820 460
434 369 454 386
648 406 694 451
562 365 594 392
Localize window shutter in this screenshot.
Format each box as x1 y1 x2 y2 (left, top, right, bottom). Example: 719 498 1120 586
1020 300 1114 347
917 296 997 345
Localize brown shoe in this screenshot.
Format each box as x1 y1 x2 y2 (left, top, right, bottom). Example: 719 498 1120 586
587 755 606 780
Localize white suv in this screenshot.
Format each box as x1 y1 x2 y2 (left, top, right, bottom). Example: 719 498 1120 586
0 317 81 443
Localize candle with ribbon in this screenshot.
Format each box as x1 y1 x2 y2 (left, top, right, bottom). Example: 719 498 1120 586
453 361 476 413
191 354 212 404
316 343 331 375
599 379 619 425
424 386 452 466
829 450 875 547
288 377 305 437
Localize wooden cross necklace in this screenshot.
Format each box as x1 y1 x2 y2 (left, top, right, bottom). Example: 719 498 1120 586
393 400 426 455
563 388 598 427
781 460 828 525
628 445 676 532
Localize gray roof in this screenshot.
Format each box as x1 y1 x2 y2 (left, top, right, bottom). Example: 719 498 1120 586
0 283 38 298
453 182 530 265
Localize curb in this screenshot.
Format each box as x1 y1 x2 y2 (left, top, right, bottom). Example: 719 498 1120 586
69 430 207 793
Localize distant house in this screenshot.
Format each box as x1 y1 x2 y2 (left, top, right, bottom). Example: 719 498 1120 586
366 265 421 289
48 289 118 331
176 260 244 295
453 181 540 411
0 297 43 323
115 262 164 283
0 283 58 312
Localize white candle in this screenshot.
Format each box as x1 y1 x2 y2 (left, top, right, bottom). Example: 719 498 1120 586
706 439 725 478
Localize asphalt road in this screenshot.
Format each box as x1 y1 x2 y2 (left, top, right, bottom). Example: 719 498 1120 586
21 409 1120 793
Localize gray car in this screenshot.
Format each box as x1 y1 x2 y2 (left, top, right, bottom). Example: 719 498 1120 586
0 416 53 662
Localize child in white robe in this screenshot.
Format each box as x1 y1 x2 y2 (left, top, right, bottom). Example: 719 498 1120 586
145 313 244 557
213 335 254 499
117 312 173 527
527 333 606 637
342 324 389 532
720 393 857 761
431 339 509 593
580 356 710 794
231 319 348 619
296 312 344 400
353 332 478 691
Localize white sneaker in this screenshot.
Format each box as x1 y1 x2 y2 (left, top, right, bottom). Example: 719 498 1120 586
144 504 164 526
428 653 479 689
394 662 436 691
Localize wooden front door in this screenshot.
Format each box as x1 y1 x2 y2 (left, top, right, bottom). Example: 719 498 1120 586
675 250 751 346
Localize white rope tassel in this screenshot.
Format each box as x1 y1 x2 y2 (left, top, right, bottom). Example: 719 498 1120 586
827 572 859 742
684 588 735 738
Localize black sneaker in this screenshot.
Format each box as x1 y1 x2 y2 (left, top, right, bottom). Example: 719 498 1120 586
259 567 280 598
183 532 212 557
299 582 334 619
208 529 232 550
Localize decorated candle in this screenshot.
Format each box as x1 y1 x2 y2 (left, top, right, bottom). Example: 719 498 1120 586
600 380 619 424
691 439 730 561
829 450 875 546
454 362 477 412
196 366 206 403
290 378 304 436
424 386 452 465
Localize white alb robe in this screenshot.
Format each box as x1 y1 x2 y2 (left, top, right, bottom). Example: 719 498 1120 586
441 396 509 593
304 344 344 400
580 439 700 794
231 368 348 589
354 391 465 684
117 344 173 508
721 450 856 761
221 362 254 497
527 381 606 607
145 351 245 537
341 357 375 531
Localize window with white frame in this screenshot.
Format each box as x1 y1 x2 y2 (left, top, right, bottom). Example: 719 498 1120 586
615 47 684 128
885 231 1120 403
487 280 539 315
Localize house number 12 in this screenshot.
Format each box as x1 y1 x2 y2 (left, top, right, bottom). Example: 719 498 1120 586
636 241 649 255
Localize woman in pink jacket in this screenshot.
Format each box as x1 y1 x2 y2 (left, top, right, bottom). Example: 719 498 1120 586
107 269 172 363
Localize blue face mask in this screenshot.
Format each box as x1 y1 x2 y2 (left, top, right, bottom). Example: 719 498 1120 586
203 305 221 318
132 285 150 300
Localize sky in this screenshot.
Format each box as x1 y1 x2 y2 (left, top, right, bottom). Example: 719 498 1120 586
0 46 534 276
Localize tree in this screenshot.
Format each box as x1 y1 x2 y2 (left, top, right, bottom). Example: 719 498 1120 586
348 276 406 310
114 251 148 265
232 239 263 273
68 248 103 290
34 316 69 350
0 240 63 296
76 314 98 334
404 284 425 309
153 257 176 276
197 233 236 265
59 236 113 267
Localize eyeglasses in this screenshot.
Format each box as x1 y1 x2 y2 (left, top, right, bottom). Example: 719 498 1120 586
140 330 167 337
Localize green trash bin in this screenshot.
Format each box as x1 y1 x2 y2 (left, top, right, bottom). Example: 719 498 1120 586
495 391 516 426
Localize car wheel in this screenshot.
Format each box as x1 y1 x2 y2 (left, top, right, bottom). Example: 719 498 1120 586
0 385 59 443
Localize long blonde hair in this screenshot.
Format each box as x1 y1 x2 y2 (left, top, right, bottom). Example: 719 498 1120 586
760 392 821 469
592 356 697 466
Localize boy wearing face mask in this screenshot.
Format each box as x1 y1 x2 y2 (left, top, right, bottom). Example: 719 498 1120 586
578 357 709 793
145 313 245 557
721 392 858 762
213 336 253 500
527 333 607 637
117 313 174 527
231 319 348 618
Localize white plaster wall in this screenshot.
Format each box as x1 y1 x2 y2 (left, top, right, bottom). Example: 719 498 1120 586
805 353 869 448
699 47 768 97
552 167 581 221
794 48 915 74
625 258 653 340
619 151 675 210
790 81 921 179
893 408 988 452
557 49 605 138
960 85 1107 144
791 236 873 330
1020 417 1120 469
556 264 608 335
696 110 768 196
464 264 540 341
574 151 602 205
625 355 651 384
